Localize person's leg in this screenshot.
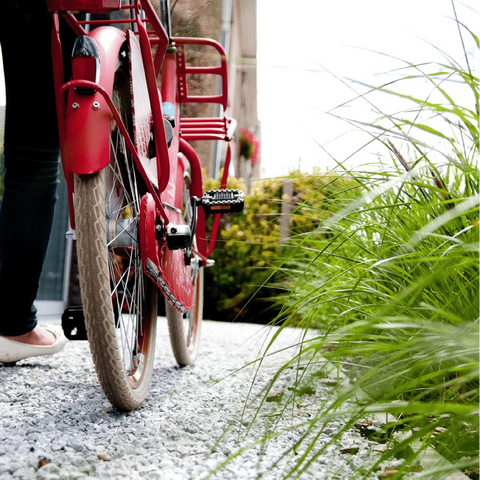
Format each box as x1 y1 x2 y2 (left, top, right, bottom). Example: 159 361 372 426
0 0 60 337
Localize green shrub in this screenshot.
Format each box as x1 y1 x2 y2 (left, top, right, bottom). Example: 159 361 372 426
203 170 357 323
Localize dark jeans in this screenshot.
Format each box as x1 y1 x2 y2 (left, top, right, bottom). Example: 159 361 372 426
0 1 60 335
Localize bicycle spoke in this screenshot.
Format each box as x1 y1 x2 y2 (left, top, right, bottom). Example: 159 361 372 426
104 106 150 374
73 46 158 411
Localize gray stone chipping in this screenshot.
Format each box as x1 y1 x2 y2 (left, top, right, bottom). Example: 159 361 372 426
0 319 384 479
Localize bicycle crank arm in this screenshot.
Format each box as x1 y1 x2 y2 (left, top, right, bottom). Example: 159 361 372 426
165 224 191 251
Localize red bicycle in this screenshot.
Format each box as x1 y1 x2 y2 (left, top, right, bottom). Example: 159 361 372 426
48 0 243 411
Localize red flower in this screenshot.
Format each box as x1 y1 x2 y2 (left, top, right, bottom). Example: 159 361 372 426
239 128 260 165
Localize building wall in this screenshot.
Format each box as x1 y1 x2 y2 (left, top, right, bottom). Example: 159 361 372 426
227 0 260 188
171 0 260 183
171 0 222 175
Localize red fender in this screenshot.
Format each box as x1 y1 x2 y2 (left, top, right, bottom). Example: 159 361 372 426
62 27 126 175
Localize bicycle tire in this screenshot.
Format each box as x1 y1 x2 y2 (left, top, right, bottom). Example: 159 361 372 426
165 169 204 366
74 59 157 411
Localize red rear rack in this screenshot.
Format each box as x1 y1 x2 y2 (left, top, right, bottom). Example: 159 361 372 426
174 37 236 143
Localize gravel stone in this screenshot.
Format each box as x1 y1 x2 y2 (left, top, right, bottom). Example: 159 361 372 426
0 318 383 479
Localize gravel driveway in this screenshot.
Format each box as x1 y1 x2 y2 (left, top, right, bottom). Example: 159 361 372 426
0 318 381 479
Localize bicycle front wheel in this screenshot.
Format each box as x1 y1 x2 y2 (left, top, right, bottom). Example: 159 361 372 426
165 168 204 366
74 66 157 411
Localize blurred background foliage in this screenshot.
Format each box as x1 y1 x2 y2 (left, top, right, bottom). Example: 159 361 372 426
202 170 359 323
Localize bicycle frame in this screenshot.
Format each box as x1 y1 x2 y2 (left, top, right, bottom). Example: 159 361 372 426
47 0 236 311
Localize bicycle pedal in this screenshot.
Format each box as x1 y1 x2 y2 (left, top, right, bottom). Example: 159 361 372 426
61 307 88 341
200 189 244 214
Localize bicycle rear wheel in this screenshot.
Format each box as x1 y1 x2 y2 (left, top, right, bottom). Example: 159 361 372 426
165 169 204 366
74 61 157 411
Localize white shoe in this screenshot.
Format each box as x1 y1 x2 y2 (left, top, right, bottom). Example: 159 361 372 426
0 327 68 365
